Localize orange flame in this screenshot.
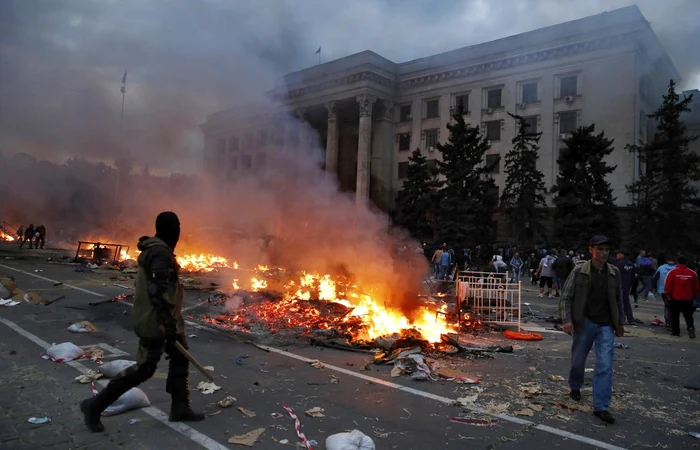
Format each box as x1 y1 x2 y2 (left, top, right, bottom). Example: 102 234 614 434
177 253 237 272
0 230 16 242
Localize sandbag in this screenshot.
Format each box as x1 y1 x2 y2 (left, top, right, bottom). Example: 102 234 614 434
99 360 137 378
102 388 150 416
46 342 85 361
0 284 10 299
326 430 376 450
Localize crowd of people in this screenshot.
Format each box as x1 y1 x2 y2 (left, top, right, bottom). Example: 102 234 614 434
16 223 47 249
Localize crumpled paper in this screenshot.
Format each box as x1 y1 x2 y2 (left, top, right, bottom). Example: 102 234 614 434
86 346 104 359
238 407 256 417
392 353 432 380
196 381 221 394
217 396 236 408
547 374 565 381
305 407 325 418
75 370 103 384
227 428 266 446
454 395 478 407
309 360 325 369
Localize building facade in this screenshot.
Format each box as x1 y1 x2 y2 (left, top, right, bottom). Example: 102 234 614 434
200 6 680 214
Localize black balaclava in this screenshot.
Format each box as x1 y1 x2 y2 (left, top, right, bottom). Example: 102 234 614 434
155 211 180 250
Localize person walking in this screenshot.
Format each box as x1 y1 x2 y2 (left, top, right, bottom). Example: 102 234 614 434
80 212 204 432
653 257 677 331
664 255 698 338
559 235 624 424
510 252 524 283
535 250 557 299
614 251 638 325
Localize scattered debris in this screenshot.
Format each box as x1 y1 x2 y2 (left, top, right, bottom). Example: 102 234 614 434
548 374 565 381
270 412 283 419
227 428 266 446
44 295 65 306
615 342 631 349
585 368 594 373
203 366 215 371
129 418 140 424
67 321 99 333
86 346 104 359
329 375 339 384
400 408 411 420
196 381 221 394
326 430 376 450
528 403 544 412
514 408 535 416
207 410 222 417
309 360 325 369
689 432 700 439
550 401 586 411
519 382 548 398
75 370 103 384
238 407 256 418
218 396 236 408
236 355 249 365
305 407 325 418
28 417 51 424
454 395 479 407
0 299 21 307
484 401 510 415
449 416 500 426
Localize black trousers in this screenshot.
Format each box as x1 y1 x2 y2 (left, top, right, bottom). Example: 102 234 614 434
93 334 190 412
669 300 695 336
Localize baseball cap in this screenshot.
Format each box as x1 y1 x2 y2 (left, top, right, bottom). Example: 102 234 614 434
590 235 613 246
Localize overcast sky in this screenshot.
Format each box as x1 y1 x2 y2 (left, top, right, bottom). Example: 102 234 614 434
1 0 698 173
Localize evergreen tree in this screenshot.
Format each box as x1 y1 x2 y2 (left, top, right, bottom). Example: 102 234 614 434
393 148 440 242
627 80 700 254
435 101 497 248
501 113 548 246
552 124 618 250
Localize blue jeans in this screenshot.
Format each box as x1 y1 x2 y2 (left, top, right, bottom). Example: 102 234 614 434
510 268 521 282
568 318 615 412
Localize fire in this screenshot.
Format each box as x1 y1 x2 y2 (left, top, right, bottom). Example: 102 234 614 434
277 271 454 343
0 230 16 242
232 279 240 290
256 265 269 271
177 253 237 272
250 277 268 291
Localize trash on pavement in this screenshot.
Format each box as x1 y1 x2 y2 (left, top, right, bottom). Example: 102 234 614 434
227 428 266 446
270 412 283 418
454 395 479 407
67 321 99 333
326 429 376 450
436 367 480 384
392 353 433 381
614 342 631 349
514 408 535 416
45 342 85 361
28 417 51 424
24 292 46 304
203 365 215 371
218 396 236 408
449 416 499 426
236 355 249 365
689 431 700 439
585 368 594 373
238 407 256 417
528 403 544 412
485 401 510 415
99 360 137 378
129 418 140 424
75 370 103 384
86 346 104 359
305 407 325 418
329 375 339 384
548 374 565 381
102 388 150 416
309 360 325 369
196 381 221 394
650 318 664 326
0 299 21 306
550 401 586 411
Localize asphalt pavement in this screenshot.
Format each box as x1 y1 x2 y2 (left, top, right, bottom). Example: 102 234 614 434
0 244 699 450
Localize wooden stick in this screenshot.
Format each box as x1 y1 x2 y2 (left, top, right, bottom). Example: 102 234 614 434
174 341 215 381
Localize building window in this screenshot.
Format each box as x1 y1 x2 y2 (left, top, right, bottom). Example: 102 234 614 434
228 136 239 152
426 99 439 118
256 153 266 170
486 121 501 141
399 133 411 151
560 112 577 134
398 162 409 179
400 105 412 122
258 129 267 147
455 94 469 112
485 154 500 174
522 83 538 104
560 75 578 97
241 155 252 169
523 116 538 134
424 129 438 149
487 89 502 109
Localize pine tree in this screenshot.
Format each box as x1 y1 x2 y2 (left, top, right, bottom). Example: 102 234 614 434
627 80 700 254
393 148 440 242
501 113 548 246
552 124 618 250
435 101 497 249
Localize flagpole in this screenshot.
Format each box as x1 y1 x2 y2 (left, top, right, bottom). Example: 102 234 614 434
318 50 321 65
117 70 127 199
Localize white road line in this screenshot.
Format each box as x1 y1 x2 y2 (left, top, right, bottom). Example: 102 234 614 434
0 264 106 297
0 317 229 450
5 264 628 450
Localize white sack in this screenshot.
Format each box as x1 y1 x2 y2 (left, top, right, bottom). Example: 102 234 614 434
99 360 137 378
46 342 84 361
326 430 376 450
102 388 150 416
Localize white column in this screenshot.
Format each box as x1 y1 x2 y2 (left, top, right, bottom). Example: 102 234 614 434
325 101 339 174
356 93 376 205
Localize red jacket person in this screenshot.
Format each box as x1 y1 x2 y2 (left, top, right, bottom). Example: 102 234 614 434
663 255 698 338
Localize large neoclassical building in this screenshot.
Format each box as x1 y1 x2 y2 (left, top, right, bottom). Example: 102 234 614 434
200 5 681 213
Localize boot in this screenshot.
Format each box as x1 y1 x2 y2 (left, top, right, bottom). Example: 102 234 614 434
168 377 205 422
80 381 128 432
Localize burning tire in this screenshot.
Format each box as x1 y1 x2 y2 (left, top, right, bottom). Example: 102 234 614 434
503 330 543 341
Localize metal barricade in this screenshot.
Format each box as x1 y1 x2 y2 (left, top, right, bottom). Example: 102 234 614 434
455 270 521 331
